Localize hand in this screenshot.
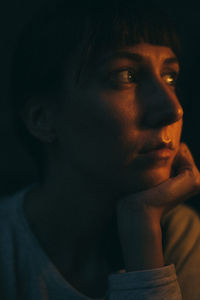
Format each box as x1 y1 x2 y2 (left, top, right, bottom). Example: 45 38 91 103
116 143 200 271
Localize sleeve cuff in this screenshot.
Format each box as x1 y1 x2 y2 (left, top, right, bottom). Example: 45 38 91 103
108 264 178 290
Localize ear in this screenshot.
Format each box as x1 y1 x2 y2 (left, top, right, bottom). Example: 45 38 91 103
20 97 56 143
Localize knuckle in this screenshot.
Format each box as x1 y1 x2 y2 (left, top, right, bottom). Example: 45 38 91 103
180 142 188 153
189 170 200 191
194 174 200 190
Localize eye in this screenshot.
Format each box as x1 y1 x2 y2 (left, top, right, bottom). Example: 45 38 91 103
109 69 137 84
162 72 178 87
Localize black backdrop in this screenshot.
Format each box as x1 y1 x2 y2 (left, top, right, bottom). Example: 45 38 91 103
0 0 200 210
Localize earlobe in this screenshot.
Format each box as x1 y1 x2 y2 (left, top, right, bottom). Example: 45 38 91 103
20 98 56 143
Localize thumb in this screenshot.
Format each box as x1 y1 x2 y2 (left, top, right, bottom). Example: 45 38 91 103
147 143 200 208
172 142 199 176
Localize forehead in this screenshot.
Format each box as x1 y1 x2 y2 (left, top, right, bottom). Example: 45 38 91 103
98 43 179 68
127 43 177 62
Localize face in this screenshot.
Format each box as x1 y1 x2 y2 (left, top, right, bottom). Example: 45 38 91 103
55 43 183 195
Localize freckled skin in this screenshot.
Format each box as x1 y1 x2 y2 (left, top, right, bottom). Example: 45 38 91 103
55 43 183 195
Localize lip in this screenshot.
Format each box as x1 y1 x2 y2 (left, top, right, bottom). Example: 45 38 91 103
140 141 174 153
139 141 174 160
141 147 173 159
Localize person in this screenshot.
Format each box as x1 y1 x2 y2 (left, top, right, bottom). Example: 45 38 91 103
1 0 200 299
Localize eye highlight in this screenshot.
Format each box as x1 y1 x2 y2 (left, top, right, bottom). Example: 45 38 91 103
162 72 178 87
109 69 138 85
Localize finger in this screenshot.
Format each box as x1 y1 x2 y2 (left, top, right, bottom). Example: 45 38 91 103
145 168 200 208
120 143 200 213
172 143 198 175
123 165 200 211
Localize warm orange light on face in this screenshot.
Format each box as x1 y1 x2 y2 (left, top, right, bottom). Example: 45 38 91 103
59 43 183 193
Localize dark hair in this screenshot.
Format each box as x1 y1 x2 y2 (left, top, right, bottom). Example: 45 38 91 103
10 0 181 177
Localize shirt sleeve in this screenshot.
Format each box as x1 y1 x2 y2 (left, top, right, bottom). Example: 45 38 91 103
106 264 182 300
162 204 200 300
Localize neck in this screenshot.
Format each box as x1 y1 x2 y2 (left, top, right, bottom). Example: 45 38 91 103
25 162 120 259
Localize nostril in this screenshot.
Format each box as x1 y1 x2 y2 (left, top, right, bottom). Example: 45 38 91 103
158 108 183 127
143 105 183 128
156 115 178 128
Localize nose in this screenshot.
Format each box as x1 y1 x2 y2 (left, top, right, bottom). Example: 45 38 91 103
141 79 183 128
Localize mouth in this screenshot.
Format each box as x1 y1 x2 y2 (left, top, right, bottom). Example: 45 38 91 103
139 141 175 160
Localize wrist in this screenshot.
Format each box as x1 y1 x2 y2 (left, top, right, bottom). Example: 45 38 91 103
118 215 164 272
124 225 164 271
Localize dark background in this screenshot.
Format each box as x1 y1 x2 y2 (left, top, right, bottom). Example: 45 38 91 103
0 1 200 209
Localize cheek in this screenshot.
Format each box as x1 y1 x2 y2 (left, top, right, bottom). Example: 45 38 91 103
98 88 139 126
56 88 141 175
63 87 139 143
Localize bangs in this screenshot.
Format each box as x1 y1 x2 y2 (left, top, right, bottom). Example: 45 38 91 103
76 0 181 79
10 0 181 174
11 0 181 102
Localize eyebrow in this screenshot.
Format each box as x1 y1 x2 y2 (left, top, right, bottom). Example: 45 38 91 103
98 51 179 66
163 57 179 65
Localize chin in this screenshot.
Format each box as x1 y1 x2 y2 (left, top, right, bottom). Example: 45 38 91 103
113 165 172 197
141 167 171 188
